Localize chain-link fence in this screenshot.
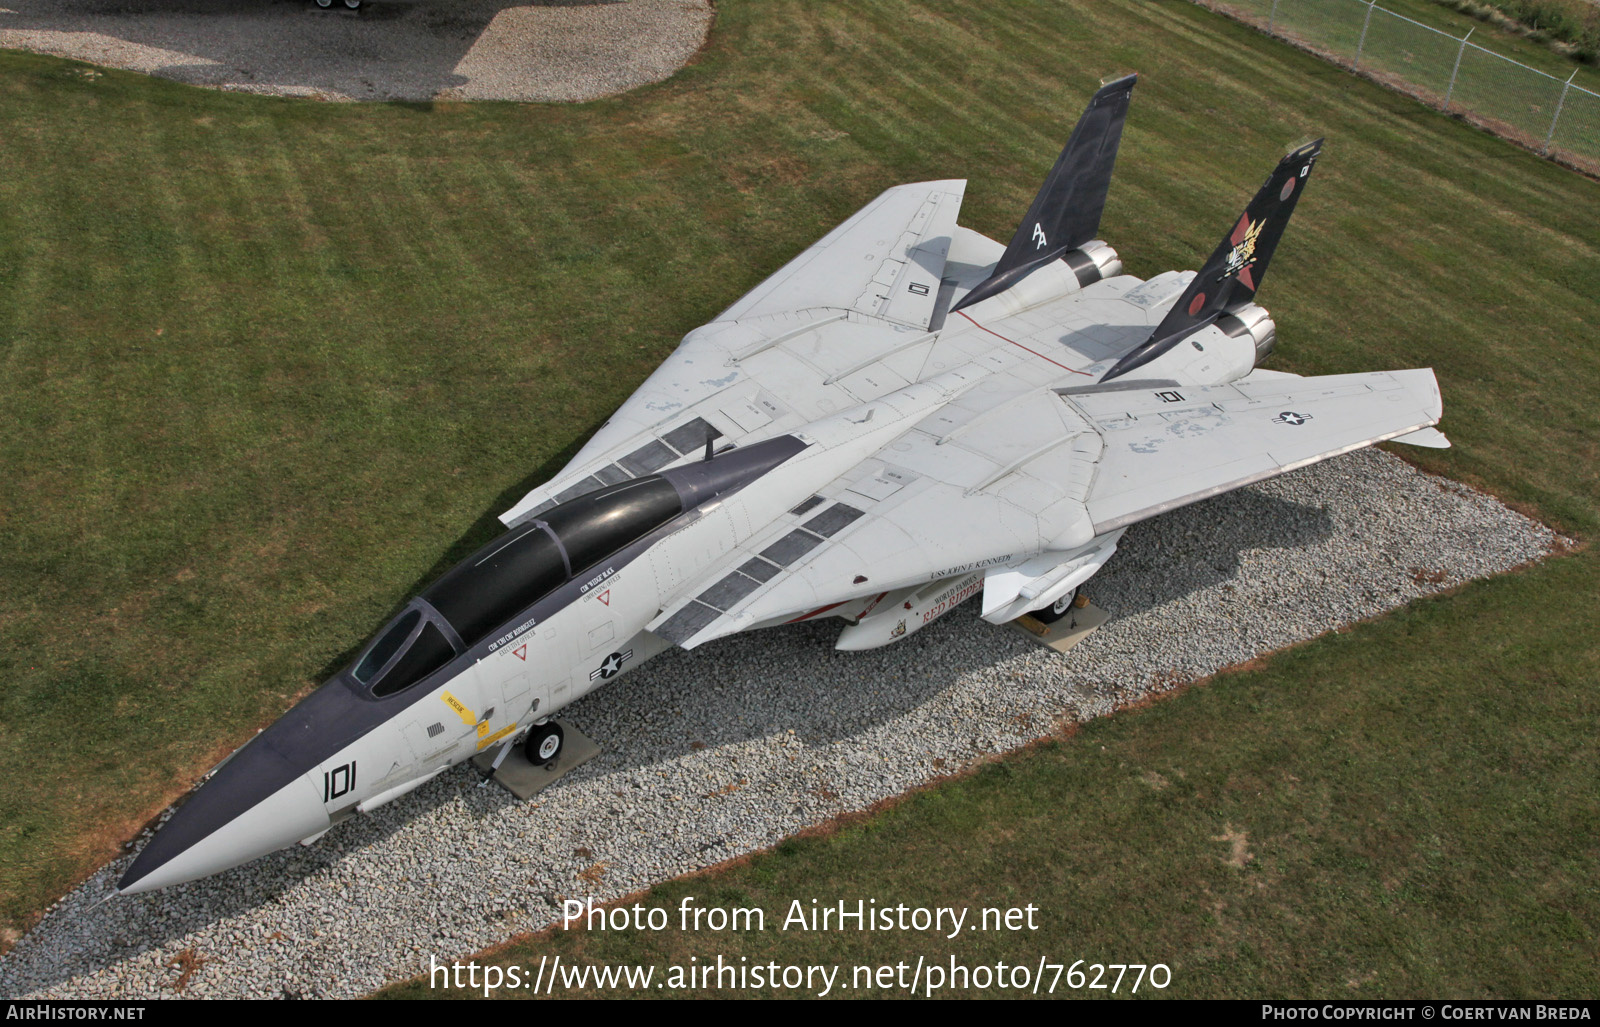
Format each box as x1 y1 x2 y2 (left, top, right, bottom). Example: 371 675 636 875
1196 0 1600 175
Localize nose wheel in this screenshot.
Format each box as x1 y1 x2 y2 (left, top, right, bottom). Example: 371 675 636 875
526 723 565 765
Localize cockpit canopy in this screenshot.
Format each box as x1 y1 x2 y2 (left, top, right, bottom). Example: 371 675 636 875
353 609 456 698
350 476 685 698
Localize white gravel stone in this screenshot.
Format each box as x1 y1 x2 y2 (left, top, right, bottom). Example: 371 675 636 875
0 0 713 102
0 448 1562 998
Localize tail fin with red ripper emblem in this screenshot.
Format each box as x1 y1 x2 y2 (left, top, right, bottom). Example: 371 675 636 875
1102 138 1322 383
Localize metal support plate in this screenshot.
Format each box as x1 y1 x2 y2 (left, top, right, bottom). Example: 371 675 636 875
1008 601 1110 654
470 719 600 800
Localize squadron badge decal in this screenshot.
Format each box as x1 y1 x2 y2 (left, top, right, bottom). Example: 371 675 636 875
1221 213 1266 289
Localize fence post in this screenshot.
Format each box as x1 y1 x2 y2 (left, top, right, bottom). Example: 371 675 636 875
1445 28 1473 111
1543 68 1579 155
1355 1 1376 70
1268 0 1280 33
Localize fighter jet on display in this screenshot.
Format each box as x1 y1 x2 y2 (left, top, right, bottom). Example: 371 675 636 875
118 73 1447 894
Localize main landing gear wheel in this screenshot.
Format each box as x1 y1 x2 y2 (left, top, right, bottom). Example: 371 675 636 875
1031 587 1082 626
527 723 565 765
344 0 362 8
314 0 333 7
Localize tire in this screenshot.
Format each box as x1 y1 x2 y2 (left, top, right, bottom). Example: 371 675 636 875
1030 587 1079 625
314 0 333 8
527 723 565 765
343 0 361 8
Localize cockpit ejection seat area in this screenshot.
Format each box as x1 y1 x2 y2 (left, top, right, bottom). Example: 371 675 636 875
348 476 687 699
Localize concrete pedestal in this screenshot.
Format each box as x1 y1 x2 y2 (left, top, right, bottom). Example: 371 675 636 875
1008 601 1110 654
471 719 600 800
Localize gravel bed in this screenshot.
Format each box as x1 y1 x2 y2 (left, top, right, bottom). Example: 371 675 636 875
0 0 712 102
0 448 1562 998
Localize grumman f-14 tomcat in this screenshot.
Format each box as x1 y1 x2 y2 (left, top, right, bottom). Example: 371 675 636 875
118 73 1448 894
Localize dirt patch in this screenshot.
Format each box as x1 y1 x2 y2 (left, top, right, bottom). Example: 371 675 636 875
1213 824 1255 869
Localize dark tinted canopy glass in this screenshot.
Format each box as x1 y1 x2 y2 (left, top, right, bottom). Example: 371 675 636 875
543 477 683 573
372 621 455 698
412 475 685 652
423 523 567 644
353 609 421 684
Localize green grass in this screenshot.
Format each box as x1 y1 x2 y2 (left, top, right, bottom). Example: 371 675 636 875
1 0 1597 995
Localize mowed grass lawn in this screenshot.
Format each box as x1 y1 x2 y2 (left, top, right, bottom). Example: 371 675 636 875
2 0 1596 995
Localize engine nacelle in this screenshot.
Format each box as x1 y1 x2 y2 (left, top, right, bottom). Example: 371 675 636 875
1068 239 1123 285
961 241 1122 320
1219 302 1277 366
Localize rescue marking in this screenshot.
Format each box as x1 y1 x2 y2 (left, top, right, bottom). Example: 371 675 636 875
441 691 475 725
513 645 527 661
597 590 611 606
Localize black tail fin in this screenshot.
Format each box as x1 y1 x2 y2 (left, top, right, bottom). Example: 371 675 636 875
1102 138 1323 382
951 73 1136 313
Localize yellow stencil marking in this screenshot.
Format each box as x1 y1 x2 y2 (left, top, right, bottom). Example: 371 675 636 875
440 691 475 726
476 723 518 752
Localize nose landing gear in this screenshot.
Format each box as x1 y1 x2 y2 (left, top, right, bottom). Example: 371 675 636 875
526 722 566 766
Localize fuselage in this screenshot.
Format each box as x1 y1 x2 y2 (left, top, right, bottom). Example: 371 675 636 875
118 438 810 892
119 251 1275 894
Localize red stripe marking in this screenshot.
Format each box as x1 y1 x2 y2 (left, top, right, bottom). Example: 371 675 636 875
786 602 847 624
1230 213 1251 244
954 310 1093 376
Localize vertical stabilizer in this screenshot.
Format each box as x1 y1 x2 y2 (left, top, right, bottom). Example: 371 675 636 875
951 73 1137 313
1102 138 1322 382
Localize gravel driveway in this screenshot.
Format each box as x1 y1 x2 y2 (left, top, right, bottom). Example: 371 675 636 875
0 0 713 101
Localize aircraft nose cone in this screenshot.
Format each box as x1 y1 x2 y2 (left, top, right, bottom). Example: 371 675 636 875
118 739 329 895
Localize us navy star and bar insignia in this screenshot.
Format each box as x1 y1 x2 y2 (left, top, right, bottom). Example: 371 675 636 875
589 649 634 682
